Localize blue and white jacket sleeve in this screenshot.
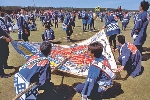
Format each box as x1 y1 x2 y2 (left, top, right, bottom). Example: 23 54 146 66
44 30 47 38
104 15 113 27
81 65 100 96
64 16 69 26
134 15 143 34
121 45 131 66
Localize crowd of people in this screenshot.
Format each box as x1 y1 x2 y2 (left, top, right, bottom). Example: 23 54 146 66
0 0 150 100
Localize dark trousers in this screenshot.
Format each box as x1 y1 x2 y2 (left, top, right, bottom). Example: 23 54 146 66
75 83 102 100
109 34 117 49
0 55 7 75
22 33 29 42
55 20 58 28
135 45 143 54
92 19 95 30
88 24 92 31
66 27 73 40
18 33 22 40
83 24 87 31
37 81 55 100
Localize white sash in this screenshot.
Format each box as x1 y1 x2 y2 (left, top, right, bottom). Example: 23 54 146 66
92 60 116 79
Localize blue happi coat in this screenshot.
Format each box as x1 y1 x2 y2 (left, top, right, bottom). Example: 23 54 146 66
133 13 138 24
63 14 73 30
81 55 113 96
81 11 88 24
43 28 55 40
0 17 9 34
87 12 93 25
131 11 149 45
14 53 51 100
105 13 120 36
17 14 29 39
122 14 130 28
118 42 142 77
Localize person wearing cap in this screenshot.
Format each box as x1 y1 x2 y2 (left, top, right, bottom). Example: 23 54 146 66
131 0 149 54
102 9 121 51
17 7 30 41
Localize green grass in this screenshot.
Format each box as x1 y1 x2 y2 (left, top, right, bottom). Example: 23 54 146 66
0 17 150 100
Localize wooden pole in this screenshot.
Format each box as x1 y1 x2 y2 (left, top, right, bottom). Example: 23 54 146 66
12 57 69 100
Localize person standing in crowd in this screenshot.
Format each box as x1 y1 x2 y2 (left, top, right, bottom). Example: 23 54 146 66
102 10 120 51
17 7 30 41
44 12 53 27
87 10 93 32
28 12 37 31
133 12 139 24
131 0 149 54
81 9 88 32
104 11 108 24
63 12 74 42
0 11 11 70
99 12 103 22
75 42 115 100
0 12 9 34
116 35 142 78
40 11 45 26
91 11 96 30
122 11 130 31
59 10 64 23
0 9 11 78
5 14 15 32
71 11 76 29
78 11 82 19
0 27 11 78
54 11 58 28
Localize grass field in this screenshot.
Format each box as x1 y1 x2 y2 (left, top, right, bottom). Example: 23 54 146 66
0 16 150 100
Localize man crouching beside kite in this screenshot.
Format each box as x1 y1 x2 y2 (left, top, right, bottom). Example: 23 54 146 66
75 42 116 100
13 41 70 100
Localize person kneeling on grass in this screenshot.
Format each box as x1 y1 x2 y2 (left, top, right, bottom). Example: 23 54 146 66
75 42 116 100
14 41 52 100
42 24 55 41
116 35 143 78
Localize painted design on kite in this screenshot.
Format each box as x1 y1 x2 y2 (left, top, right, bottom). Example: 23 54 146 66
14 30 117 77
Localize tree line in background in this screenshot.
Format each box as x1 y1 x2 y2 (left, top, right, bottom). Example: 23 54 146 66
0 6 137 14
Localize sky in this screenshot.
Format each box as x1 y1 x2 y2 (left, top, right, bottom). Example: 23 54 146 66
0 0 150 10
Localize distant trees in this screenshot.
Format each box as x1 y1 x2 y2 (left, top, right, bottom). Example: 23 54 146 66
0 6 138 14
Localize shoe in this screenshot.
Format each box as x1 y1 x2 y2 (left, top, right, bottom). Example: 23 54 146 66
0 74 11 78
4 65 14 69
67 39 70 42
